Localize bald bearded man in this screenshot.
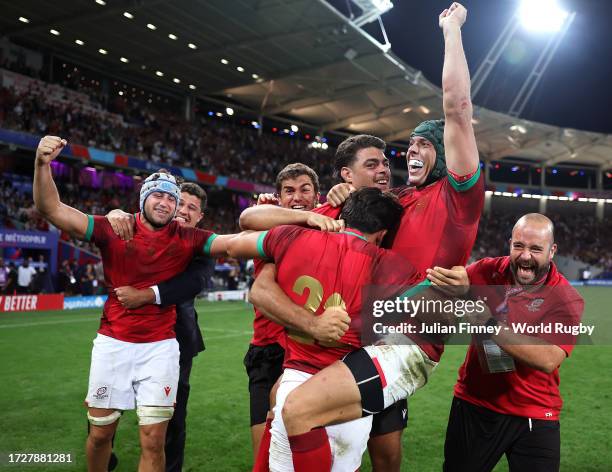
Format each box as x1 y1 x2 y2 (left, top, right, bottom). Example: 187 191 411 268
429 213 585 472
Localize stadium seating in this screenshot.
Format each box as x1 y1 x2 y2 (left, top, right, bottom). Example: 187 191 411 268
0 67 337 191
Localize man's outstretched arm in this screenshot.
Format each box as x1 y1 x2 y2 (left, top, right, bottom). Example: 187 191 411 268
34 136 89 239
439 3 479 176
239 205 344 232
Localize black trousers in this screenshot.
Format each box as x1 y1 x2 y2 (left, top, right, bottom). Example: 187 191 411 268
165 356 193 472
244 343 285 426
444 397 560 472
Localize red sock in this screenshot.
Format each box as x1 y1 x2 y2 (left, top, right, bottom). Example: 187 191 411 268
252 419 272 472
289 428 332 472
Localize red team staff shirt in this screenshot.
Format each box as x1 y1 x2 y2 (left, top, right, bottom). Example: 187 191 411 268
84 214 216 343
454 256 584 420
259 225 426 374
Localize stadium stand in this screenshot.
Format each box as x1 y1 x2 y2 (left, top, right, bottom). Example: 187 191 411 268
0 68 337 191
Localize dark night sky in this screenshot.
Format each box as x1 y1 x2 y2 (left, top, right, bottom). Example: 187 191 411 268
337 0 611 134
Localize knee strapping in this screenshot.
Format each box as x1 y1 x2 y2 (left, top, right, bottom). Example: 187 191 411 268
137 405 174 425
87 410 122 426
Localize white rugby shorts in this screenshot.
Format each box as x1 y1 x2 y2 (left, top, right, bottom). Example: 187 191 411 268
85 334 180 410
269 368 372 472
362 344 438 410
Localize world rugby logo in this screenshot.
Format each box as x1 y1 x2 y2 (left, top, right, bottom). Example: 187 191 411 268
94 386 109 400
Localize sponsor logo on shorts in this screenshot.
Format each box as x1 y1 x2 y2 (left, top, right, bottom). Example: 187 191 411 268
93 386 108 400
402 408 407 419
164 386 171 397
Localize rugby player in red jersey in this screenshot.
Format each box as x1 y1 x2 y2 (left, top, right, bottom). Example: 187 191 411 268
229 188 446 472
246 163 324 457
242 3 484 470
33 135 237 472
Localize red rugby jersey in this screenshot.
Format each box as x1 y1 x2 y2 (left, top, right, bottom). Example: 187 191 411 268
85 214 216 343
250 259 286 348
388 170 484 270
312 202 342 219
387 171 484 360
314 173 483 271
260 225 425 374
454 257 584 420
249 203 340 348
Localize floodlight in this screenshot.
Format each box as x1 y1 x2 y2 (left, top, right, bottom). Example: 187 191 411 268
519 0 568 33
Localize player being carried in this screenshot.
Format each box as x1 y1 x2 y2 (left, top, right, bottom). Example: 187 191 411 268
229 187 470 472
240 2 483 470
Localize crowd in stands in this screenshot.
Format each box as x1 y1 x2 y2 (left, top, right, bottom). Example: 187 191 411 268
0 65 337 191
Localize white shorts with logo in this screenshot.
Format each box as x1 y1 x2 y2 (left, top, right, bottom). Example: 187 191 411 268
269 368 372 472
363 344 438 410
85 334 180 410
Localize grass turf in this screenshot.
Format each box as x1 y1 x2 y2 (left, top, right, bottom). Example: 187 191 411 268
0 287 610 471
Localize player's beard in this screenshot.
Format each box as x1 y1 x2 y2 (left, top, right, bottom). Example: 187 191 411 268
510 258 550 285
143 206 173 228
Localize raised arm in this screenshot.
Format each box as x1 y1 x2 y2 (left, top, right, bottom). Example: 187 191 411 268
239 204 344 232
439 3 479 176
34 136 90 239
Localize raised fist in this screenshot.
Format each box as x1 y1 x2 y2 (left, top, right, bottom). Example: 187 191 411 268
439 2 467 30
36 135 67 164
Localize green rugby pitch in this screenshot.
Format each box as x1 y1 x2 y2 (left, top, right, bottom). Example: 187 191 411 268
0 287 610 471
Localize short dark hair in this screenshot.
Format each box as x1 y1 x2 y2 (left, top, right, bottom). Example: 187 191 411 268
275 163 320 194
334 135 386 180
180 182 207 211
340 187 402 234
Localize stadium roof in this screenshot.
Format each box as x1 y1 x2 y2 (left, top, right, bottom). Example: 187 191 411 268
3 0 611 169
